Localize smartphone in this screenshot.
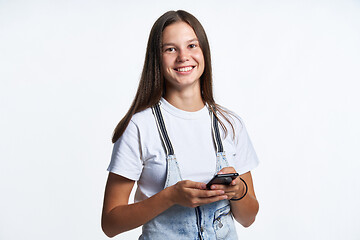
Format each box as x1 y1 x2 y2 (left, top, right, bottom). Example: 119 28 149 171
206 173 239 189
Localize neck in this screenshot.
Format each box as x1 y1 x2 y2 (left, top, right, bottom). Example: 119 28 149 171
164 83 204 112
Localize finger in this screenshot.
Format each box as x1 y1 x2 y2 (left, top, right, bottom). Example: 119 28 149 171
218 167 236 174
210 184 232 190
196 189 225 198
182 180 207 190
218 181 245 199
231 177 240 186
210 184 240 197
198 195 228 205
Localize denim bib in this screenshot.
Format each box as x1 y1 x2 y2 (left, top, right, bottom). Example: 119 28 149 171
139 103 238 240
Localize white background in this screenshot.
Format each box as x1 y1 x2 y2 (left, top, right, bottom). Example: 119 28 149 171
1 0 360 239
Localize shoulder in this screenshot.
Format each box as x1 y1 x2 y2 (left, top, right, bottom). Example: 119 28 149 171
113 106 158 153
217 105 245 132
126 107 158 138
130 107 154 126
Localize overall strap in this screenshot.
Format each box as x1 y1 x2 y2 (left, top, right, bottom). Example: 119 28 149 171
210 110 224 153
151 103 174 156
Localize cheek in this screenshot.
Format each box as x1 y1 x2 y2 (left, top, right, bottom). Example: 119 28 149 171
161 58 173 80
162 55 174 68
195 55 205 72
194 51 205 66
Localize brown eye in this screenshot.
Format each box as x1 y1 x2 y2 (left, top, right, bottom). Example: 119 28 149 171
189 44 196 48
166 47 176 52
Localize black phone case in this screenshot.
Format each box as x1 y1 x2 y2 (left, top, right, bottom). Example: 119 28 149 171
206 173 239 189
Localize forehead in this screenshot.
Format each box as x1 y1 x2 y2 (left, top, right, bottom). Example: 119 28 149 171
162 21 198 44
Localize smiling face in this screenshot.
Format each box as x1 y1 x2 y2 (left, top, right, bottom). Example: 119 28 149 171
161 21 205 92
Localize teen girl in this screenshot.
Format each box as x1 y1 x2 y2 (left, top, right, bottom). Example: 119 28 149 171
102 10 259 239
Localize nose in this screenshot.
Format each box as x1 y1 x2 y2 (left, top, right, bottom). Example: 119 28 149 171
176 49 189 62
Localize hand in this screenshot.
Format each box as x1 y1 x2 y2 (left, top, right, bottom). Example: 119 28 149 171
168 180 228 208
209 167 246 200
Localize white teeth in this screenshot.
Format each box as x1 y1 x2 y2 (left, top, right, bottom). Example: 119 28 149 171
176 66 193 72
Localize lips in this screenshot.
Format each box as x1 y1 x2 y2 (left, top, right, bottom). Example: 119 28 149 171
174 66 195 72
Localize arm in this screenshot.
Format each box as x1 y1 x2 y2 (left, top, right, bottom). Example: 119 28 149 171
210 168 259 227
101 172 227 238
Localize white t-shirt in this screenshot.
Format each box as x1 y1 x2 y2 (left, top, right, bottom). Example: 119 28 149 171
108 98 259 202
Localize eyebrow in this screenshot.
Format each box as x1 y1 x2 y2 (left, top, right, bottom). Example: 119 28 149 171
162 38 199 48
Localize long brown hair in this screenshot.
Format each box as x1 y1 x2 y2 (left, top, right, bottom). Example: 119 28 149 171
112 10 235 143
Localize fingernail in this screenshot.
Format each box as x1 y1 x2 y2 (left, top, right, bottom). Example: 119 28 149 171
211 185 216 189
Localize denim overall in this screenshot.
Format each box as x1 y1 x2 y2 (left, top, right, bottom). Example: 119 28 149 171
139 103 238 240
